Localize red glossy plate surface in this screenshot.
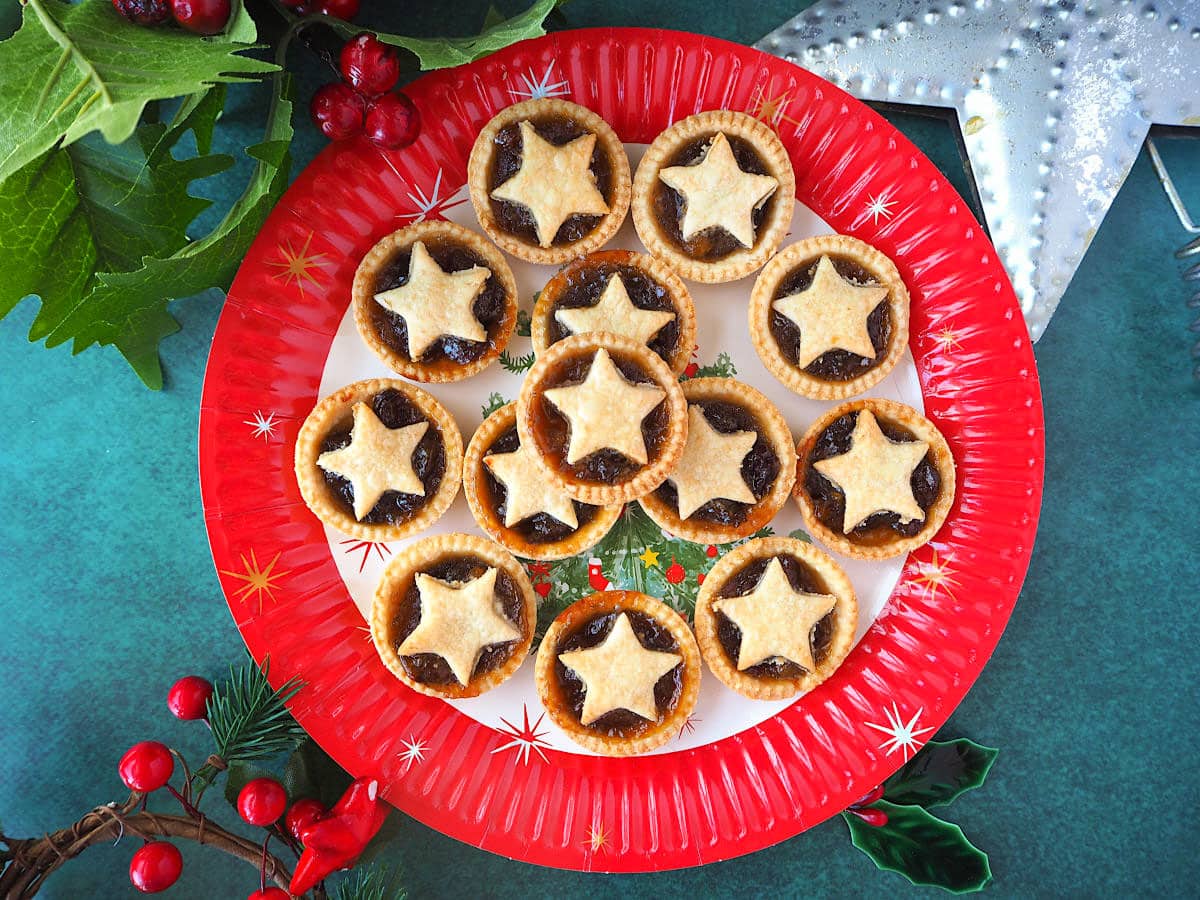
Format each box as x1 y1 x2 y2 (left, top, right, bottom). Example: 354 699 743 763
200 28 1043 872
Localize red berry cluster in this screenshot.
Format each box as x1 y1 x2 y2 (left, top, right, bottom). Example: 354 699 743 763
111 0 232 36
281 0 360 18
310 33 420 150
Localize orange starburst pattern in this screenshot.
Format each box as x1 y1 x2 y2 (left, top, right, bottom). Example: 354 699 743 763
219 549 289 612
933 326 964 355
912 548 960 602
583 820 610 853
267 233 326 296
747 84 800 130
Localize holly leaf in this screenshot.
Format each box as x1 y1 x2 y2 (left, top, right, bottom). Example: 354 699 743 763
282 738 352 809
884 739 999 809
843 801 991 893
223 761 278 807
0 0 273 184
378 0 559 70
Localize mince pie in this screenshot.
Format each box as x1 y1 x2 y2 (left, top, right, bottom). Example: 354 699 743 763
530 249 696 376
464 402 622 561
750 234 910 399
632 110 794 284
639 378 796 544
371 533 536 699
535 590 701 756
468 98 631 265
517 332 687 506
695 537 857 700
353 221 518 383
794 399 955 560
294 378 463 541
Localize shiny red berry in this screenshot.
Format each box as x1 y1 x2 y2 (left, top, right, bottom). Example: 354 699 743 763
247 889 290 900
705 545 718 558
237 778 288 826
315 0 359 20
310 83 365 141
340 33 400 97
365 93 419 150
119 741 174 792
170 0 231 34
112 0 171 24
853 784 886 807
849 807 889 827
285 798 327 842
167 675 213 720
129 842 183 893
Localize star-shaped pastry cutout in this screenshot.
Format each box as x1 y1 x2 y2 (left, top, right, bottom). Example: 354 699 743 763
658 132 779 248
813 410 929 533
711 557 837 672
772 255 890 368
373 241 490 360
317 403 427 520
554 275 676 347
397 567 522 686
485 443 578 529
490 120 609 247
542 349 666 465
557 612 682 725
668 405 758 518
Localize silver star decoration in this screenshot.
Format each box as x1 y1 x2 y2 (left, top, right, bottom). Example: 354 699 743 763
757 0 1200 340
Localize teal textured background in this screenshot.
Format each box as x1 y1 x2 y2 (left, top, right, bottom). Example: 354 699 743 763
1 1 1198 896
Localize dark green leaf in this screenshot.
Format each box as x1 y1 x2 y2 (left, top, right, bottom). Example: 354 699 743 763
282 738 352 809
843 801 991 893
223 761 278 807
377 0 558 70
885 739 999 808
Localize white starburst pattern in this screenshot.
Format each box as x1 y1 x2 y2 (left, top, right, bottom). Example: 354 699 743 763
380 159 468 223
243 410 278 441
398 736 428 772
508 61 570 99
491 705 552 765
865 192 897 224
864 702 935 761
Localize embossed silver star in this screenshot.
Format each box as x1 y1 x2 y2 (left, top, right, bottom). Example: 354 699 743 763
758 0 1200 339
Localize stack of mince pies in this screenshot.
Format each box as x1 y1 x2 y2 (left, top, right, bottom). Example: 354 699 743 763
290 98 956 756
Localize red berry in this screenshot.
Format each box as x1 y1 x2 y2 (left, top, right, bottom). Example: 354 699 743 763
237 778 288 826
705 545 718 558
849 807 889 827
167 675 213 720
853 784 886 807
310 83 365 141
315 0 359 20
664 558 686 584
248 890 290 900
112 0 171 24
365 93 420 150
683 362 699 378
340 34 401 97
119 741 174 793
170 0 230 34
285 798 327 842
129 842 182 893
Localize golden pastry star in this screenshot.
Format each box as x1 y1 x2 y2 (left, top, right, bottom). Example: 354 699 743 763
317 402 428 520
772 255 890 368
554 275 676 347
658 131 779 248
557 612 682 724
490 120 609 247
542 349 666 465
484 443 578 529
397 567 522 685
373 241 490 360
813 410 930 533
668 405 758 519
711 557 837 672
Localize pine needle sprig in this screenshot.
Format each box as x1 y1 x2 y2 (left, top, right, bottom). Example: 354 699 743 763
333 864 406 900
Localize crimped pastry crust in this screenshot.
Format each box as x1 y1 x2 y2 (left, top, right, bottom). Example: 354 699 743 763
530 249 697 376
294 378 463 541
534 590 700 756
467 99 632 265
694 537 857 700
632 110 795 284
749 234 910 400
516 332 688 506
352 221 517 383
463 403 622 561
371 533 536 699
793 398 956 560
638 378 797 544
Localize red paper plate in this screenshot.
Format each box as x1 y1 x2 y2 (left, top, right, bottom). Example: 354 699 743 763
200 28 1043 872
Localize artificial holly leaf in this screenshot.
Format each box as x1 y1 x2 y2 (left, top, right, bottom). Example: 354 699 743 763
283 738 353 810
223 761 278 807
884 738 999 809
843 801 991 893
378 0 559 70
0 0 273 184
